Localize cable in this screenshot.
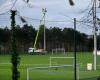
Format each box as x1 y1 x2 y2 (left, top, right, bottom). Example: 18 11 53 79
22 16 74 23
0 11 10 15
79 0 92 14
10 0 18 10
22 0 33 8
0 0 18 15
16 11 74 23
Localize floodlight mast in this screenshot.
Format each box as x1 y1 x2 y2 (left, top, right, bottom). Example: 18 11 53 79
92 0 97 70
33 8 47 50
42 8 47 51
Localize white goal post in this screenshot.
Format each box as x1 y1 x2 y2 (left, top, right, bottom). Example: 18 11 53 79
27 64 80 80
93 50 100 55
49 57 74 67
52 48 65 55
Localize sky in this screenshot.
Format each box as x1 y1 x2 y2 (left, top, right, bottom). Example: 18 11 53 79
0 0 100 34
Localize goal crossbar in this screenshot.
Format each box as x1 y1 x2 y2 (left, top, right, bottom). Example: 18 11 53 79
28 65 74 70
52 48 65 55
49 57 74 67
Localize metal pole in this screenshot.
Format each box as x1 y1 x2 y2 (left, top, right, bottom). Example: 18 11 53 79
74 18 77 80
93 0 97 70
42 8 47 51
50 57 51 67
44 10 46 51
27 68 29 80
77 64 80 80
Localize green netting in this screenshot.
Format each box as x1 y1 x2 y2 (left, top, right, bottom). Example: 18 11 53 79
28 66 75 80
49 57 74 66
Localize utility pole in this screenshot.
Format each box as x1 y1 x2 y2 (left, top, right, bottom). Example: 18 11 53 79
11 10 20 80
92 0 97 70
42 8 47 51
74 18 77 80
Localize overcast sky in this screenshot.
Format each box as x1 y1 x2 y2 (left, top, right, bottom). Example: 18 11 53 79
0 0 99 34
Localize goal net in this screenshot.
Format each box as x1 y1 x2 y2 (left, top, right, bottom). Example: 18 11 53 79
49 57 74 67
27 65 80 80
52 48 65 55
27 57 80 80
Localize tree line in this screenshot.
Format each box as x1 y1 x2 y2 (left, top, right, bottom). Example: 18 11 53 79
0 24 100 54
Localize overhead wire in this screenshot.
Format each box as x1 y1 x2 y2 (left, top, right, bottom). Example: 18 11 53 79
24 15 73 22
73 0 94 34
0 0 17 15
10 0 18 10
0 0 19 27
57 12 74 21
0 0 18 15
0 0 98 32
78 0 93 21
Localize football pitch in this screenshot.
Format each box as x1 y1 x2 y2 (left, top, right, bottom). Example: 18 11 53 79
0 52 100 80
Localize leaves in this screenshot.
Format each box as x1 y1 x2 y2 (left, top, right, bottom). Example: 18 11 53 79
20 17 27 23
27 0 29 3
69 0 74 6
11 10 20 80
23 0 29 3
0 25 97 52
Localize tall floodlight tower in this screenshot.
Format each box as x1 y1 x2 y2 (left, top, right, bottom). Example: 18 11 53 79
42 8 47 51
92 0 98 70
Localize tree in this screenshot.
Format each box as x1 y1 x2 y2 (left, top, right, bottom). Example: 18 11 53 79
11 10 20 80
50 27 62 48
36 25 44 49
62 28 75 51
18 24 36 52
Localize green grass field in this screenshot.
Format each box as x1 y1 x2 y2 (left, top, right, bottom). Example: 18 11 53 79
0 52 100 80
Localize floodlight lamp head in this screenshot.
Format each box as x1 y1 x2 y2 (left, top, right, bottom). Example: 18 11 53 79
42 8 47 13
44 8 47 12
